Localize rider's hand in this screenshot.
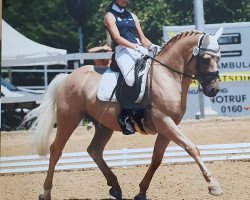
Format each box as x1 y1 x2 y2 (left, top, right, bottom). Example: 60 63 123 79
148 43 161 52
135 44 149 56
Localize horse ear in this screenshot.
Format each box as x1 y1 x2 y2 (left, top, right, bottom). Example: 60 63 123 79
214 27 223 40
202 34 210 45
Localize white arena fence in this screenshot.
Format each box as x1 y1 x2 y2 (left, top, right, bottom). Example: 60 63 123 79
2 52 113 67
1 52 113 90
1 143 250 174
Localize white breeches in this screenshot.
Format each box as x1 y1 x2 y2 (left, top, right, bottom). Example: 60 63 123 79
115 45 147 86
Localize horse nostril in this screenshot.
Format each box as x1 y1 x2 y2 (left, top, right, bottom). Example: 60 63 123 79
211 88 219 96
204 87 219 97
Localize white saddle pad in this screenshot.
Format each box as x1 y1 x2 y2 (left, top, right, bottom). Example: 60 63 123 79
97 60 152 103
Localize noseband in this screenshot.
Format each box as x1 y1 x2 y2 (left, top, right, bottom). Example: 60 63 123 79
193 34 220 85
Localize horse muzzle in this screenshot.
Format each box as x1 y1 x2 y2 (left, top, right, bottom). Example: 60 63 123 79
196 71 219 97
202 77 219 97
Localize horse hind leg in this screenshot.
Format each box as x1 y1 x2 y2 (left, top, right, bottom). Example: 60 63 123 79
153 115 222 196
134 134 171 200
39 108 84 200
86 122 122 199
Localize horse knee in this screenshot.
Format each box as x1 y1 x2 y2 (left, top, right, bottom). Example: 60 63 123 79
87 146 94 156
185 144 200 157
87 146 100 159
151 156 162 170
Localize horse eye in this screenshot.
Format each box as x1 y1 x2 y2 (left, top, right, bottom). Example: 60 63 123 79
202 56 211 64
210 55 220 63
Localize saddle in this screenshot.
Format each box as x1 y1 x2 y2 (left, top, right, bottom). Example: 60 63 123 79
97 54 152 104
110 53 149 105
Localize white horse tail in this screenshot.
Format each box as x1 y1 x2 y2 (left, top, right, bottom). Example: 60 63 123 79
22 73 69 157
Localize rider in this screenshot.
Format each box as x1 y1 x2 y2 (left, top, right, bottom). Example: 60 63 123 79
104 0 157 135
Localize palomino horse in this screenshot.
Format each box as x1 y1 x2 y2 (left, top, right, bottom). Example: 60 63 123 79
24 28 223 200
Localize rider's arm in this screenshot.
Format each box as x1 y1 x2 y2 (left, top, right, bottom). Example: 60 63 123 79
132 13 151 48
104 12 137 49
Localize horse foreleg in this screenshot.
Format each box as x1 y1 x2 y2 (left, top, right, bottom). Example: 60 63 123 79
153 115 222 196
134 134 170 200
39 111 83 200
87 124 122 199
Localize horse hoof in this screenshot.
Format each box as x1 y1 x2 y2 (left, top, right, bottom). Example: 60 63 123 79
134 194 147 200
208 185 223 196
109 188 122 199
39 194 51 200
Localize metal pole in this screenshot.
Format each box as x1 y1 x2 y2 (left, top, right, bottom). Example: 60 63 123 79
0 101 1 130
193 0 205 118
0 0 2 39
194 0 205 30
78 26 83 53
8 68 12 83
44 65 48 90
79 26 84 65
64 65 68 74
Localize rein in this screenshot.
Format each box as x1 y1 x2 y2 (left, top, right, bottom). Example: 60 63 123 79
146 33 219 82
145 54 196 80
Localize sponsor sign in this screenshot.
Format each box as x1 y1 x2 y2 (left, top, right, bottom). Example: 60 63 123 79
185 72 250 119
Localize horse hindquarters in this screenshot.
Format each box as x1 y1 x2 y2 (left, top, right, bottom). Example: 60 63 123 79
40 101 86 200
40 73 88 199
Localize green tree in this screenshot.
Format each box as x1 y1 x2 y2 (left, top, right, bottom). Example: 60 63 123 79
87 0 250 48
3 0 250 52
3 0 79 52
204 0 250 23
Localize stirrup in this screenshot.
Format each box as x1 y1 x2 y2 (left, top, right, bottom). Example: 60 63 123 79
118 116 135 135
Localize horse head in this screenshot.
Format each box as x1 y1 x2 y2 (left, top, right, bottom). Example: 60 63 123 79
192 27 223 97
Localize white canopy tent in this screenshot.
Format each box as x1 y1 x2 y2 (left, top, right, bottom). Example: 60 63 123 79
1 20 67 67
1 20 69 90
0 20 68 129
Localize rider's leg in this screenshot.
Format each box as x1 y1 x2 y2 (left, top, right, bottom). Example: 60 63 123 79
115 46 137 87
115 46 141 135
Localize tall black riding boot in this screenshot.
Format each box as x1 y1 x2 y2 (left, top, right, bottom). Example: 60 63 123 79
117 108 135 135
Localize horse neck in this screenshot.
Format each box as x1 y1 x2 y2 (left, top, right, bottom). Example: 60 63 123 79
149 35 200 121
157 34 199 77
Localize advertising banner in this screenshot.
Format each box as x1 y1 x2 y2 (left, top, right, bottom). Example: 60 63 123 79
163 22 250 119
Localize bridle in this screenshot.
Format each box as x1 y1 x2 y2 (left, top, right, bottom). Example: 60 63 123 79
193 33 220 86
146 33 220 85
